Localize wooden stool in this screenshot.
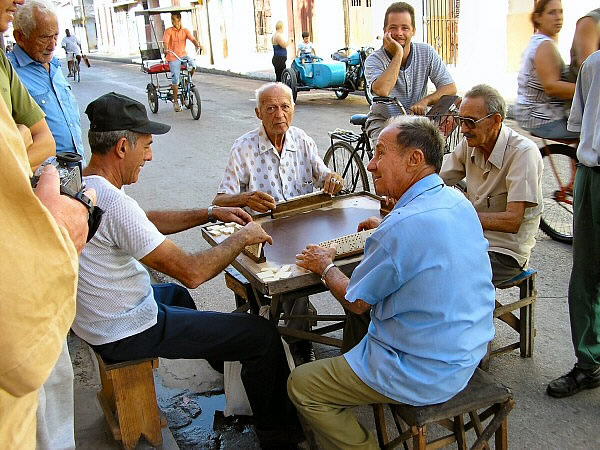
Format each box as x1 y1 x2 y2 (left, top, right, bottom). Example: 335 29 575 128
481 269 537 370
372 369 514 449
94 352 166 449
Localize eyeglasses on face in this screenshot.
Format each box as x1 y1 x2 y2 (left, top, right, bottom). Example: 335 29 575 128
456 112 496 129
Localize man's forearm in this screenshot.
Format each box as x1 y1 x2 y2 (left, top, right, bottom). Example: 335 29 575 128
422 82 457 106
478 211 522 233
147 209 208 234
371 53 403 97
213 193 247 208
324 266 371 315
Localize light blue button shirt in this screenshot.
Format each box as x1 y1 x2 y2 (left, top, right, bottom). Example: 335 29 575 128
344 174 495 406
8 44 85 160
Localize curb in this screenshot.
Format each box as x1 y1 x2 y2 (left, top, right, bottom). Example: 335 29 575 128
87 53 275 82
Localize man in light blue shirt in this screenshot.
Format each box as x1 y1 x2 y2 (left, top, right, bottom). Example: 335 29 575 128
290 116 495 449
9 0 85 161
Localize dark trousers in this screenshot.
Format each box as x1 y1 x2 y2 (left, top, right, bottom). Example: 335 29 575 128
272 56 287 82
569 166 600 368
340 251 524 352
92 283 300 438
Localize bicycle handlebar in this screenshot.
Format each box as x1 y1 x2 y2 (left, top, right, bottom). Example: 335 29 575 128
372 96 408 115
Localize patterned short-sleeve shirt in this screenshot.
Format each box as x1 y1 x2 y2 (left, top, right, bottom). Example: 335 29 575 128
217 124 331 202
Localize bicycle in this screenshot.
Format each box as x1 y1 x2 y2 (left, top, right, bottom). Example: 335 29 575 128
534 135 578 244
143 50 201 120
66 53 81 82
323 95 462 193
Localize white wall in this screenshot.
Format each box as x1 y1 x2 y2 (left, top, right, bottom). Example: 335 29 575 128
313 0 345 60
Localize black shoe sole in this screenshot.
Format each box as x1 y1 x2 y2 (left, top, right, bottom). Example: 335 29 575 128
547 380 600 398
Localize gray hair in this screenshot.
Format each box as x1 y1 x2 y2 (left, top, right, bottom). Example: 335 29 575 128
88 130 141 155
14 0 56 37
255 82 294 108
385 115 445 173
464 84 507 120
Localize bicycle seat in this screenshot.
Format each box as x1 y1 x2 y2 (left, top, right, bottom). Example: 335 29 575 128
529 133 579 146
147 62 170 74
350 114 368 126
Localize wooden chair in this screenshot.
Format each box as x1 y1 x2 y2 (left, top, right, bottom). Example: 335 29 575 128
480 269 537 370
94 352 167 449
372 369 514 449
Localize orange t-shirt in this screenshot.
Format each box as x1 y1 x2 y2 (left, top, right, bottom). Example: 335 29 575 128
164 26 194 62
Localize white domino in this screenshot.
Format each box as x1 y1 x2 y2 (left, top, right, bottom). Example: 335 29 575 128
319 229 376 257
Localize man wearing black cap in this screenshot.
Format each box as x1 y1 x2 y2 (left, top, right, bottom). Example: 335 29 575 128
74 92 303 448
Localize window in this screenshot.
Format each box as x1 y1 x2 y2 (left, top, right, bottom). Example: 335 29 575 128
253 0 272 52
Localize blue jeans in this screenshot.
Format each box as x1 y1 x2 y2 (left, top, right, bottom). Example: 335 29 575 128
91 283 300 441
168 56 195 85
524 119 579 140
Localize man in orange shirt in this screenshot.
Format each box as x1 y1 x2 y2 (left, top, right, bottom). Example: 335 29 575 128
163 12 202 112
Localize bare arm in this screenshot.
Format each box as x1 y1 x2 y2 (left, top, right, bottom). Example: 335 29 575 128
535 41 575 100
213 191 276 213
478 201 527 233
147 207 251 235
26 118 56 170
572 17 600 67
296 244 371 315
273 32 288 48
410 82 457 115
141 222 272 288
371 35 404 97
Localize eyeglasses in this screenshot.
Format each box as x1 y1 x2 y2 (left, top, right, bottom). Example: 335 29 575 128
456 112 496 129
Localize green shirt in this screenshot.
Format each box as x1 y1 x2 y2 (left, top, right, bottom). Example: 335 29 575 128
0 49 44 127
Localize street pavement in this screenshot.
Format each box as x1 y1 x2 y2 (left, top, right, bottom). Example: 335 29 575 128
68 59 599 449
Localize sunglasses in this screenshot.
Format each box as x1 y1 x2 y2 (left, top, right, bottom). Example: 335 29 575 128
456 112 496 129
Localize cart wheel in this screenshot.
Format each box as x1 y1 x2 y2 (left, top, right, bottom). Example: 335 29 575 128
281 68 298 102
189 87 201 120
147 83 158 113
363 75 373 105
334 89 349 100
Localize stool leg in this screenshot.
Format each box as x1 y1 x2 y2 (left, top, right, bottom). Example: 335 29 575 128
412 425 427 450
111 362 163 449
519 276 536 357
495 417 508 450
454 415 467 450
372 404 390 448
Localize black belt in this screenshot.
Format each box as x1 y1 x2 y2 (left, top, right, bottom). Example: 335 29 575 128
576 163 600 173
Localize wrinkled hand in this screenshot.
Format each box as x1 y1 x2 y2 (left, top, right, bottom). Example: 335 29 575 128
323 172 344 195
240 222 273 246
357 216 382 232
383 32 403 58
35 165 96 254
409 99 428 115
296 244 337 275
17 124 33 149
213 206 252 225
244 191 277 213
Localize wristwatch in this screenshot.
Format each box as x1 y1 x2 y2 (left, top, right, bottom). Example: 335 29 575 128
207 205 219 223
320 262 336 287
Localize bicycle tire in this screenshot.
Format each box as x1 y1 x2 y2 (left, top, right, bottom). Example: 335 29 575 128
323 141 369 193
75 60 80 82
190 87 201 120
362 75 373 105
539 144 577 244
147 84 159 113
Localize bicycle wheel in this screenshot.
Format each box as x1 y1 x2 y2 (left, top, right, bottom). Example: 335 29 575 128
147 83 159 113
539 144 577 244
189 86 201 120
362 75 374 105
75 60 80 82
323 141 369 193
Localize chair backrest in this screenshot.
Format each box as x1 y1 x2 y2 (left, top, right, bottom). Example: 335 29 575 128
140 48 162 62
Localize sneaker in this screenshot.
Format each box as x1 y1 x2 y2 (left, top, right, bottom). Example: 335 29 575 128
547 365 600 398
291 341 316 366
173 102 182 112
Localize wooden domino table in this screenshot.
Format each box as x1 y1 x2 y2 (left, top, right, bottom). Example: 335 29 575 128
201 192 385 348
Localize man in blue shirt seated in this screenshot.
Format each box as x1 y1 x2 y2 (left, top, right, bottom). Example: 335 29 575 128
289 116 496 449
9 0 85 161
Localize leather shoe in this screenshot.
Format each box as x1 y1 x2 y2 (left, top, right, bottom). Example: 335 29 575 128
291 341 316 366
547 365 600 398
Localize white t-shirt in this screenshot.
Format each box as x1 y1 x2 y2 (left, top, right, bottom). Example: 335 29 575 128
73 176 166 345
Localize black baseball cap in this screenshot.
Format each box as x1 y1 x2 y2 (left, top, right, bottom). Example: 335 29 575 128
85 92 171 135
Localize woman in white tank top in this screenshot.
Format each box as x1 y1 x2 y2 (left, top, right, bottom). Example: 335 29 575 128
514 0 578 140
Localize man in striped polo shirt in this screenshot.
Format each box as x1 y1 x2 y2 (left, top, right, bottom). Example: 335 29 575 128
365 2 456 145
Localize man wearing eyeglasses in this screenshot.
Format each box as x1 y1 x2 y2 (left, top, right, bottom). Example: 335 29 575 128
440 84 543 285
9 0 85 162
